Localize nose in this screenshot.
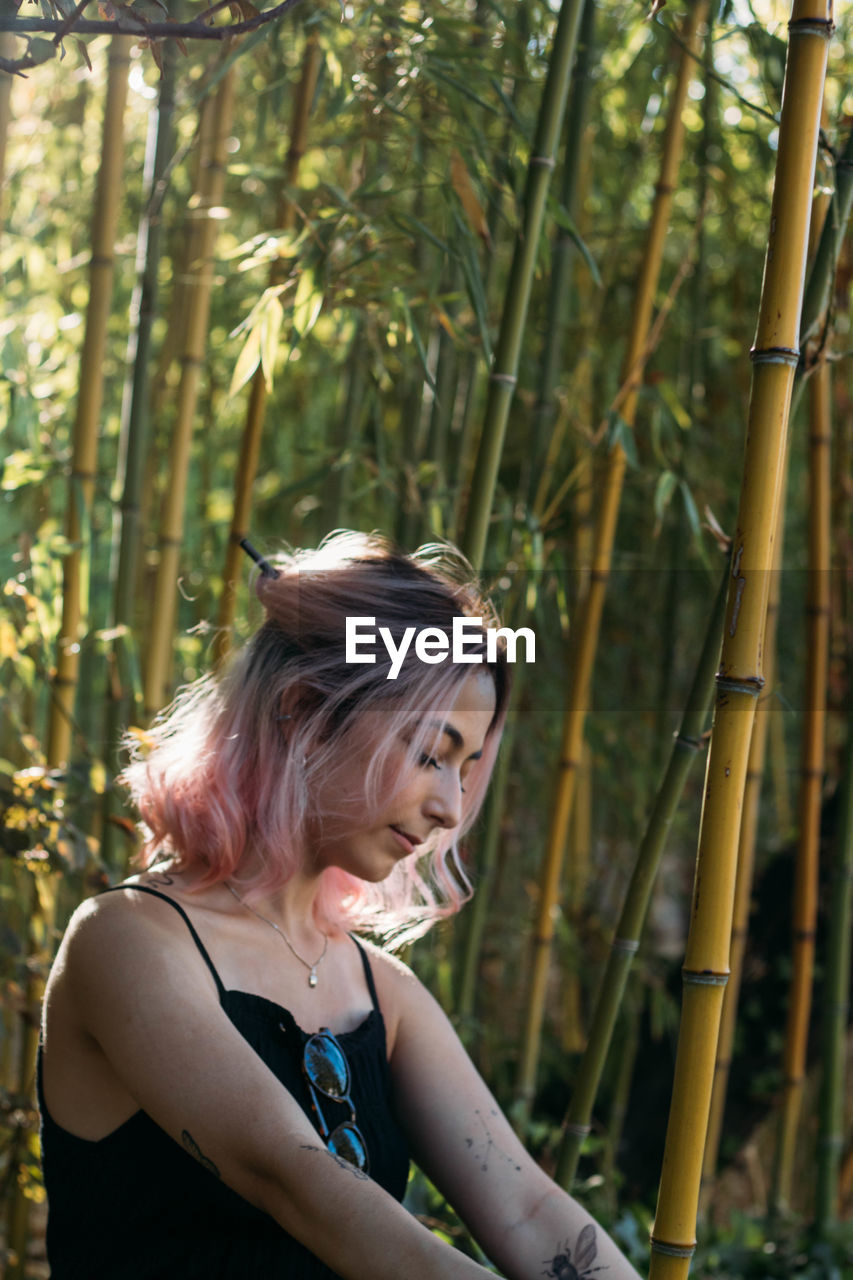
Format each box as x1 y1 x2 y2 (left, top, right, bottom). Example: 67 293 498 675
423 765 464 830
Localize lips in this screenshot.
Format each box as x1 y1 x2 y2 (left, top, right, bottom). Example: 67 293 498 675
390 825 422 852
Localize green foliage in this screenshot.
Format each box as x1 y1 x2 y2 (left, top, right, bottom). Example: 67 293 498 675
693 1214 853 1279
1 0 852 1268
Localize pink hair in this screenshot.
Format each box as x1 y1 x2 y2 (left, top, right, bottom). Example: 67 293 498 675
120 531 511 948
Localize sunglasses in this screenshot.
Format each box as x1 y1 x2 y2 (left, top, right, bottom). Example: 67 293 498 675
301 1027 370 1174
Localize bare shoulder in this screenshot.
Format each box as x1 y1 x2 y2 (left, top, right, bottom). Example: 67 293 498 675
58 877 220 1028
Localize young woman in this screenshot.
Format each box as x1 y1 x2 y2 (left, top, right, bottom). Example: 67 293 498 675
38 531 644 1279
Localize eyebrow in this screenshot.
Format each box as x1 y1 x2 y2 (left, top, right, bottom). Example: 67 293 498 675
424 720 484 761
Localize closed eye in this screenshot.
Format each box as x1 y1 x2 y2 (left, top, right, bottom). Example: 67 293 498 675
419 753 441 770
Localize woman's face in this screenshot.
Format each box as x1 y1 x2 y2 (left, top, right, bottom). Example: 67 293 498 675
307 669 497 882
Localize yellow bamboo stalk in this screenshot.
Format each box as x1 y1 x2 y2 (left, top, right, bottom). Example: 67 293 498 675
46 38 131 768
700 460 787 1207
771 348 832 1214
514 3 707 1123
648 7 832 1275
214 32 321 665
143 69 235 718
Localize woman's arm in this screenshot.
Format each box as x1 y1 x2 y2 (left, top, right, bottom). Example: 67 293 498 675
382 954 645 1280
61 892 502 1280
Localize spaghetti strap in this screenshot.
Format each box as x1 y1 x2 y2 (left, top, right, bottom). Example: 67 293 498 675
350 935 380 1014
101 884 227 1001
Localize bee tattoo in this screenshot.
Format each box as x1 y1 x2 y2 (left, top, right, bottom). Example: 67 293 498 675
544 1224 608 1280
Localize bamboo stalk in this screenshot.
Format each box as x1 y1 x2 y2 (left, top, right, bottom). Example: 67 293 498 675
700 497 786 1205
648 8 832 1274
800 122 853 346
555 567 727 1188
815 579 852 1233
5 868 58 1280
214 32 321 664
0 33 16 239
456 653 526 1024
101 45 177 873
514 4 707 1125
770 347 833 1215
526 0 595 510
461 0 585 571
46 37 132 768
143 68 236 718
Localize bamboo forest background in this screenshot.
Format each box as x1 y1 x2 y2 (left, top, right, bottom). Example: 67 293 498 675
1 0 852 1274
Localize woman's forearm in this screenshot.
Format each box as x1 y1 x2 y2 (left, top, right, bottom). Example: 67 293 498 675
484 1182 645 1280
255 1141 500 1280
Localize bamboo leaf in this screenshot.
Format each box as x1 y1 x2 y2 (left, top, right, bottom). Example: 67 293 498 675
400 299 436 395
551 204 601 287
450 150 492 249
453 218 492 362
259 294 284 390
389 211 449 256
228 325 262 399
657 379 692 430
654 469 677 523
605 413 638 469
292 267 324 339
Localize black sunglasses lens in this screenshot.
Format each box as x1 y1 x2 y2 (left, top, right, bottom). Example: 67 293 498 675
304 1035 349 1098
328 1122 369 1171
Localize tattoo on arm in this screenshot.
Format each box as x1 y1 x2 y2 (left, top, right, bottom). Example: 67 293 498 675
463 1108 521 1173
299 1143 370 1181
543 1224 607 1278
181 1130 221 1178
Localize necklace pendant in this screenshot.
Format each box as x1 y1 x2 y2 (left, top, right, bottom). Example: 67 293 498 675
308 968 318 988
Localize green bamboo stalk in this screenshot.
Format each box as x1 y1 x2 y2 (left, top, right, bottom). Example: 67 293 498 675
461 0 585 571
46 37 132 768
600 972 643 1210
556 566 727 1188
0 33 15 238
143 68 235 718
815 634 853 1231
526 0 595 509
800 121 853 345
331 322 369 529
214 31 321 665
456 656 527 1025
101 45 177 872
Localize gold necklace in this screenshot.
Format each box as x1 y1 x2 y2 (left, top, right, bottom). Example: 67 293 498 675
224 882 329 989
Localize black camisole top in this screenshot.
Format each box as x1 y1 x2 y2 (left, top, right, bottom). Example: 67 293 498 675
37 883 411 1279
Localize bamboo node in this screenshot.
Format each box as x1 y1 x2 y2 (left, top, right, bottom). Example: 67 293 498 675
529 154 556 169
682 969 728 986
787 17 836 38
564 1123 592 1137
715 674 765 696
489 372 518 387
649 1238 696 1258
749 346 801 368
611 937 639 955
674 732 702 752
